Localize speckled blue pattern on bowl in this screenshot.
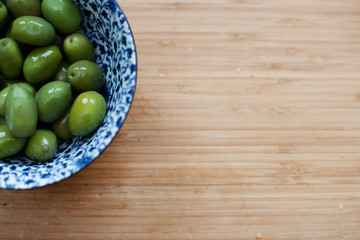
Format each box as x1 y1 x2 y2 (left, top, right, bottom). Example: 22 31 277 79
0 0 137 189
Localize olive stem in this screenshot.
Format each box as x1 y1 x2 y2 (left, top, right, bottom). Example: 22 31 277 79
42 145 49 153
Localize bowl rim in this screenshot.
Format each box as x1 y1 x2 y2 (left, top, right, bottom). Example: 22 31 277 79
1 0 138 190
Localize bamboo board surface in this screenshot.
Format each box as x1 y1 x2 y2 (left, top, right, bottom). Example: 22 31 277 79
2 0 360 239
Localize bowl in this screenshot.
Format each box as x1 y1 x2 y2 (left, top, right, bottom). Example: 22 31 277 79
0 0 137 189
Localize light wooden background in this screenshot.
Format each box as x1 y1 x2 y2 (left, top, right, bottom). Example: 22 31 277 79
2 0 360 239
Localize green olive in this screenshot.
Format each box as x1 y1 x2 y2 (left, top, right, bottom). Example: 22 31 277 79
64 33 95 63
0 125 27 159
0 82 35 117
25 129 57 162
51 107 73 140
15 82 36 96
67 60 105 92
35 81 72 123
5 0 41 18
0 86 11 117
0 38 24 79
12 16 56 46
0 2 8 30
69 91 106 136
5 85 38 137
41 0 82 35
0 0 109 159
23 45 62 84
53 62 70 82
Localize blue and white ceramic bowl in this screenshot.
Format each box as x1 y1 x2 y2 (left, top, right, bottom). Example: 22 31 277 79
0 0 137 189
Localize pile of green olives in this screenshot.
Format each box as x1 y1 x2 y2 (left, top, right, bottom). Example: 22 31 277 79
0 0 107 162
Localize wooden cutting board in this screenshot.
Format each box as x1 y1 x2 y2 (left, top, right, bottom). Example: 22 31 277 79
2 0 360 239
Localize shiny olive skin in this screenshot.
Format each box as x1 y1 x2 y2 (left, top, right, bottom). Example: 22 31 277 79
23 45 62 84
53 62 70 82
5 85 38 137
35 81 72 123
0 2 8 29
41 0 82 35
69 91 106 136
0 86 11 117
0 82 35 117
5 22 34 54
25 129 57 162
0 38 24 79
0 125 27 159
64 33 95 63
51 107 73 140
12 16 56 46
5 0 41 18
15 82 36 96
67 60 105 92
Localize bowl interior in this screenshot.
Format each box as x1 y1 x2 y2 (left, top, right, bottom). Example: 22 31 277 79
0 0 137 189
